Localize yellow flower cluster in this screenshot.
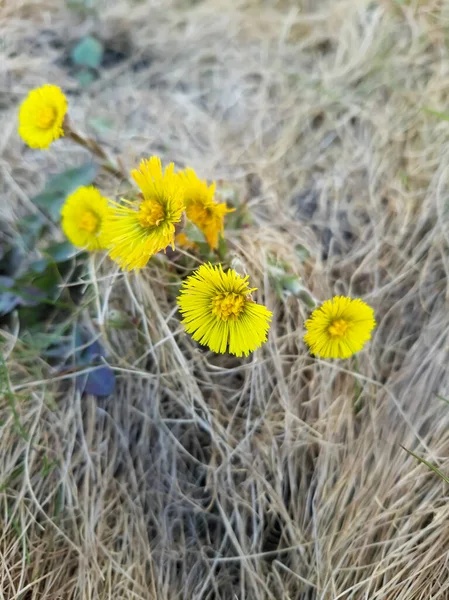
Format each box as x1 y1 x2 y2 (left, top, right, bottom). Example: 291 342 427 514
60 156 234 271
18 85 233 263
19 85 377 359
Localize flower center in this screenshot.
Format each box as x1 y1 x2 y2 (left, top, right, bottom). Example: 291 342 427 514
211 292 245 321
79 211 100 234
328 318 350 337
37 106 57 129
138 200 165 228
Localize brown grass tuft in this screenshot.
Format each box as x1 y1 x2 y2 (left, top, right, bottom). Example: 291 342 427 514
2 0 449 598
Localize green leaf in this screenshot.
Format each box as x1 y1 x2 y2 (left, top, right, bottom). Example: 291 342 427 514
0 246 24 277
106 308 132 329
41 455 58 478
75 68 96 87
17 213 45 249
40 163 98 196
217 234 228 260
44 241 79 263
89 116 114 133
184 223 206 244
0 277 20 316
75 332 116 397
298 289 317 309
31 190 64 221
0 354 28 440
29 263 61 297
436 394 449 406
79 364 115 397
32 163 98 220
422 107 449 122
282 275 303 295
71 36 104 69
66 0 97 14
29 259 49 274
295 244 310 263
401 445 449 484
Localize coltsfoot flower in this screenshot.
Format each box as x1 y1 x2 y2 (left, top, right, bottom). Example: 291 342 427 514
18 84 68 149
105 156 185 271
304 296 376 359
61 186 110 251
182 168 233 250
177 263 272 357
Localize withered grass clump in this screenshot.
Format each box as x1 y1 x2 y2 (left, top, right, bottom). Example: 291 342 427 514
2 0 449 598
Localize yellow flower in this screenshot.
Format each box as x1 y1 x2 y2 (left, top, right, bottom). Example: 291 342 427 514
304 296 376 359
175 232 198 252
182 168 233 250
61 186 110 251
177 263 272 357
18 84 67 149
105 157 185 271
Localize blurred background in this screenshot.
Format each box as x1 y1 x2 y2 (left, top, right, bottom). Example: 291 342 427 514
2 1 449 598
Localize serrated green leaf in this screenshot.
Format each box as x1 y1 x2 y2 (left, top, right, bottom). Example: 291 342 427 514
71 36 104 69
32 163 98 220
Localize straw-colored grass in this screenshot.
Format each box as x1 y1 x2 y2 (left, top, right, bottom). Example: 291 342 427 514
2 0 449 598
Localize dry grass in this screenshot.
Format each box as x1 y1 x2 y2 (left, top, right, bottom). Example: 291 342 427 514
2 0 449 598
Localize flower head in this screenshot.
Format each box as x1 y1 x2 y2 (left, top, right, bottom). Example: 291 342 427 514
182 168 233 250
18 84 67 149
105 156 185 271
61 186 110 251
304 296 376 359
178 263 272 357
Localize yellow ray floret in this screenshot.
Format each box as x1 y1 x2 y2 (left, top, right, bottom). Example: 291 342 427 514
177 263 272 357
304 296 376 359
61 186 110 251
105 156 185 271
175 232 199 252
18 84 68 149
182 168 233 250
